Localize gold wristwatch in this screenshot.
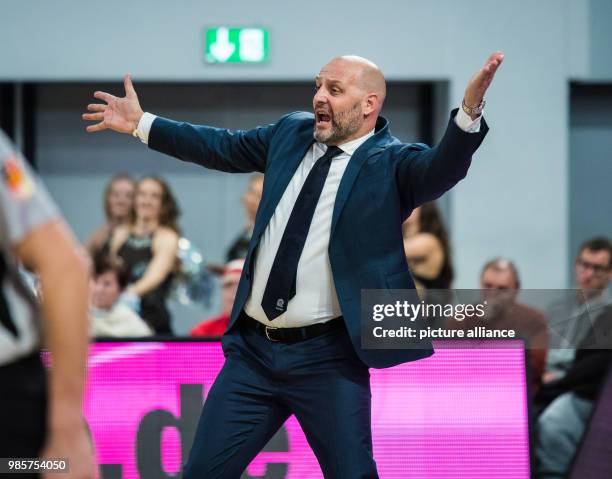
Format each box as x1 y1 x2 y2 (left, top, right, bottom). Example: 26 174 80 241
461 98 485 117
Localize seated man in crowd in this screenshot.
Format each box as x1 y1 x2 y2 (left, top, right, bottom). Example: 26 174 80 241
544 237 612 383
90 256 153 337
452 258 548 394
535 237 612 478
190 259 244 337
536 304 612 478
479 258 549 394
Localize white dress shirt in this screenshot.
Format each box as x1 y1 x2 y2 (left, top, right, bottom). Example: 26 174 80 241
135 107 481 327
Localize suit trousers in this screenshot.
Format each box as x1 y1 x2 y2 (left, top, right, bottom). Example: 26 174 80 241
183 316 379 478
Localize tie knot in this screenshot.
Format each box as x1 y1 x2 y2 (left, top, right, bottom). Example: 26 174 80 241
322 146 342 161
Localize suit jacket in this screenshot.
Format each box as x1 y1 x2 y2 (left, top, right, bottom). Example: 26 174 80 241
149 108 489 368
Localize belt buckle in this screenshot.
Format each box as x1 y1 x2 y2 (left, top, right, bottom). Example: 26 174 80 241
265 325 279 342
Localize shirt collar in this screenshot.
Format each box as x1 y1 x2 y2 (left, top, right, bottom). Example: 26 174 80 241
315 129 376 157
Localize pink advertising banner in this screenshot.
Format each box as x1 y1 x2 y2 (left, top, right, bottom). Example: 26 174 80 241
84 340 530 478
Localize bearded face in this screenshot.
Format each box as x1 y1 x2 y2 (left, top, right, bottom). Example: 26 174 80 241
312 58 372 146
314 99 364 145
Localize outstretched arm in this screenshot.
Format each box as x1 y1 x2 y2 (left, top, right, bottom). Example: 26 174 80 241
395 52 504 212
82 75 275 173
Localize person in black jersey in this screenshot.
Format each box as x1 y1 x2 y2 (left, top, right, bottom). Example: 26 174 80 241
109 175 179 334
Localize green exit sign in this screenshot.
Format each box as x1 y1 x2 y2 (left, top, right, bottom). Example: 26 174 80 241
204 27 269 64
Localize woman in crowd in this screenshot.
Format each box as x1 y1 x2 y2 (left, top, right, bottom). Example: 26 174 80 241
90 255 153 338
109 176 180 334
402 201 454 291
86 174 136 259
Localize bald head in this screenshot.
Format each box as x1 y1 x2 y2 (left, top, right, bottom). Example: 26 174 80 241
481 257 521 289
327 55 386 108
313 55 386 144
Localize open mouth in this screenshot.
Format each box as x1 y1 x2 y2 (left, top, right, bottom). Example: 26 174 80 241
316 111 332 126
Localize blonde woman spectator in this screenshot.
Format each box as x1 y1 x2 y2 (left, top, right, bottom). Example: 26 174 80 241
86 174 135 259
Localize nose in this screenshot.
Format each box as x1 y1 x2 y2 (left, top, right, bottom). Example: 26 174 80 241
313 88 328 108
577 270 593 289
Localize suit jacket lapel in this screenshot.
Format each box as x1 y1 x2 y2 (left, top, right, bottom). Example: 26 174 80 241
330 147 369 239
330 116 391 238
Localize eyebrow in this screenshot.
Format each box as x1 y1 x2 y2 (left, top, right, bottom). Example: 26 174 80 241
314 78 344 91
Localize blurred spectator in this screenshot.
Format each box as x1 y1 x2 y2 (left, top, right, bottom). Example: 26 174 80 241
110 176 180 334
191 259 244 337
544 237 612 383
402 201 454 290
448 258 549 394
226 174 263 262
536 304 612 479
90 256 153 338
85 174 135 260
478 258 549 394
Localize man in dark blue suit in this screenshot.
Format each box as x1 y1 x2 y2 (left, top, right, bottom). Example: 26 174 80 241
85 52 503 478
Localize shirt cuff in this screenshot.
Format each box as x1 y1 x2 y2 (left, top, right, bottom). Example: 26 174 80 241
133 112 157 144
454 105 482 133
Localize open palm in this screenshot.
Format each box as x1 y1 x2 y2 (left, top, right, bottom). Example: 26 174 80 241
464 51 504 109
83 75 144 134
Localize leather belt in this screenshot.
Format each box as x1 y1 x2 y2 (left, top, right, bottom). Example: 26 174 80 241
240 311 344 342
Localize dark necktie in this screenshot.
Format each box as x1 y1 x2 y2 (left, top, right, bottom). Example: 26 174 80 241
261 146 343 320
